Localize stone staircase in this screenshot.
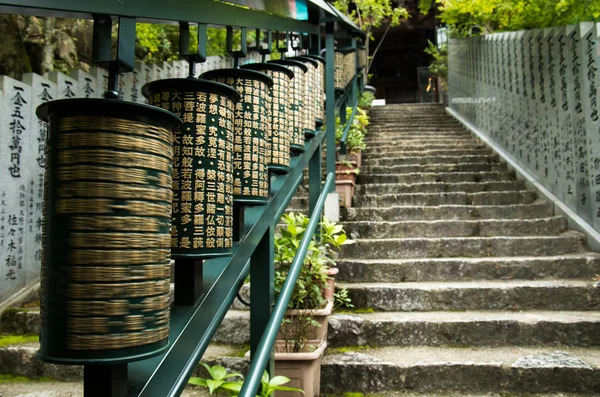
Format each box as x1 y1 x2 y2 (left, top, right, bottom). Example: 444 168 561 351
319 103 600 395
2 103 600 396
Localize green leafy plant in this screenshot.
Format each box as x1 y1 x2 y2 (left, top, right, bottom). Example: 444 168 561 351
335 107 369 153
424 41 448 91
358 92 375 110
189 365 303 397
334 287 354 310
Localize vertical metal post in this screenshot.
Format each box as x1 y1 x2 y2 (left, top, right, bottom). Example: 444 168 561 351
351 34 358 106
174 258 204 306
250 225 275 376
325 22 336 189
84 364 128 397
309 143 322 216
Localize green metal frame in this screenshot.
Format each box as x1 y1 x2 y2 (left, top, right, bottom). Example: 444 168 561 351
0 1 364 396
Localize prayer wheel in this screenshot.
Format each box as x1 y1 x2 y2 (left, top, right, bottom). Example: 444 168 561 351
268 59 308 153
290 56 319 137
304 55 325 125
200 69 273 205
143 78 241 257
36 98 181 363
241 63 295 174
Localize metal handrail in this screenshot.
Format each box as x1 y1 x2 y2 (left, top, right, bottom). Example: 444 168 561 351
339 101 358 155
238 172 335 397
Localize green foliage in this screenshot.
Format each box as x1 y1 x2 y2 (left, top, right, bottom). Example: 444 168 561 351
332 0 409 40
420 0 600 36
0 374 54 383
0 334 38 347
335 107 369 153
135 24 256 62
424 41 448 90
189 365 302 397
334 287 354 310
358 91 375 110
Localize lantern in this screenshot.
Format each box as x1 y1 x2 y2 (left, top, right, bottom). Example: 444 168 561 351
290 56 319 137
36 98 181 363
241 63 295 174
143 78 241 257
268 59 308 153
304 55 325 125
201 69 273 205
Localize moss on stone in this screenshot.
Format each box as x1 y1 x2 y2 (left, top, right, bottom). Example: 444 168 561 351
328 345 375 354
0 334 38 347
0 374 54 383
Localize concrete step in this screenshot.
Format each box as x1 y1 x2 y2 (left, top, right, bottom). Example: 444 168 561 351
353 190 537 207
366 149 493 159
342 202 553 222
363 154 499 166
365 132 471 138
358 160 509 176
328 311 600 347
340 233 586 260
340 279 600 311
342 217 567 239
354 181 527 194
356 171 515 185
320 346 600 394
335 253 600 282
365 142 485 150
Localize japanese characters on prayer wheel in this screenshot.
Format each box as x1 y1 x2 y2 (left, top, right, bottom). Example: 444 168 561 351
200 69 273 204
143 79 240 257
268 59 308 153
36 99 181 363
241 63 295 174
291 56 319 137
304 55 325 125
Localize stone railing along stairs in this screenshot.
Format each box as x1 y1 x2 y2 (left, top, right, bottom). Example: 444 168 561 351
2 103 600 396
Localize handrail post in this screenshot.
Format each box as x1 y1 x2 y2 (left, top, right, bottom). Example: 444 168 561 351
325 22 336 191
250 225 275 377
309 140 322 216
351 34 358 107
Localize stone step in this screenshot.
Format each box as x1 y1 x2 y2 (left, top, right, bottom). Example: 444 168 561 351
320 346 600 394
365 142 484 150
335 253 600 282
353 190 537 207
340 233 586 260
360 163 508 175
340 279 600 311
356 171 515 185
366 149 493 159
366 132 471 138
363 154 499 166
327 311 600 347
342 217 567 239
342 203 553 222
365 136 475 143
354 181 526 194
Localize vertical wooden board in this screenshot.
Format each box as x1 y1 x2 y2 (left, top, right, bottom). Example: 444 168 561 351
553 27 571 205
0 76 33 301
21 73 56 287
174 60 187 78
514 31 526 162
160 61 174 79
48 71 81 99
141 62 154 103
117 72 128 100
90 66 108 97
70 69 99 98
152 64 164 82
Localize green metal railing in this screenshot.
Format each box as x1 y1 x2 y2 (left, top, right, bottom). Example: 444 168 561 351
0 1 364 396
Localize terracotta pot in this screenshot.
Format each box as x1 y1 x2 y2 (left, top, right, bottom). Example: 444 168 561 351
323 267 339 301
335 180 355 208
247 340 328 397
278 301 333 342
348 151 362 168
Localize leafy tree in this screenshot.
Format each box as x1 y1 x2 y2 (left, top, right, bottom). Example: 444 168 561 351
424 40 447 89
332 0 409 74
420 0 600 37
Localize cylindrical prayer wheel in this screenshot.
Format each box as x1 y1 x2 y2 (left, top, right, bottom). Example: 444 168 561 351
36 98 181 364
268 59 308 153
241 63 295 175
304 55 325 125
143 78 241 258
344 49 357 86
334 49 346 90
291 56 319 137
200 69 273 205
358 47 367 70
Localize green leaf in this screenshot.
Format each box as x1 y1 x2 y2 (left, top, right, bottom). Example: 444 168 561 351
206 379 225 394
221 382 243 392
270 385 305 392
188 377 208 386
211 365 228 381
268 375 292 387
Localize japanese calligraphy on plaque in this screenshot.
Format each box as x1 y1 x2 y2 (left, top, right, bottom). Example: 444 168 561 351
36 99 180 362
269 60 308 153
242 63 294 174
145 78 240 257
201 69 273 204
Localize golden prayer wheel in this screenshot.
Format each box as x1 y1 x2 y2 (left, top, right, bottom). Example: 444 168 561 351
143 78 241 258
241 63 295 175
290 56 319 137
268 59 308 153
36 98 181 363
200 69 273 205
303 55 325 125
